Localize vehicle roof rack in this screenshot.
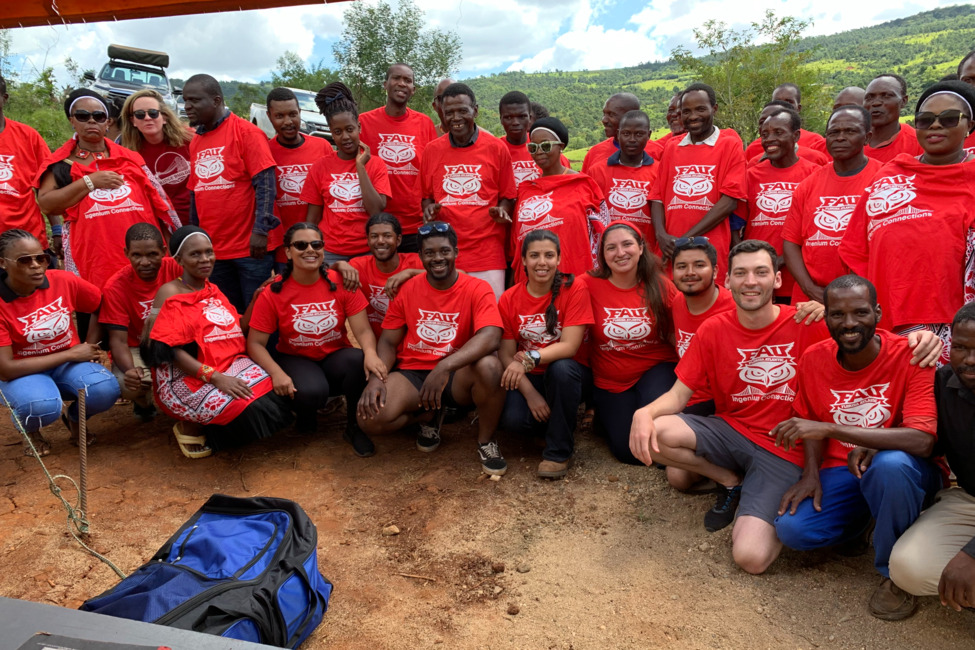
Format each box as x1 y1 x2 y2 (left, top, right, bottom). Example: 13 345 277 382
107 44 169 69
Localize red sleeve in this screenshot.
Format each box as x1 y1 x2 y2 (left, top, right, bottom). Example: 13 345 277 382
32 128 51 165
239 121 276 177
838 192 870 276
420 146 436 201
561 280 594 327
791 353 816 420
649 141 673 202
470 280 503 331
718 138 747 201
248 286 279 335
782 176 810 245
497 143 517 201
366 155 392 198
341 281 369 317
383 286 408 330
675 324 710 393
99 275 130 329
497 290 518 340
0 322 11 348
68 273 102 314
424 118 438 142
348 254 371 275
150 298 193 346
299 160 326 206
901 364 938 435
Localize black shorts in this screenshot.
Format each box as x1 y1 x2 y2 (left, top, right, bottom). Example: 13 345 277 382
396 368 460 407
677 414 802 524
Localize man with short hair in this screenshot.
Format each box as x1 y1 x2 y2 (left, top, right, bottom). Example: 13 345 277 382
265 87 332 265
587 110 659 239
356 221 508 475
890 302 975 617
99 223 182 420
359 64 438 254
431 78 454 137
650 82 747 279
183 73 278 312
772 274 941 621
783 104 882 303
655 93 685 147
744 84 827 160
746 101 829 167
582 92 662 174
833 86 866 112
420 83 516 300
862 74 922 163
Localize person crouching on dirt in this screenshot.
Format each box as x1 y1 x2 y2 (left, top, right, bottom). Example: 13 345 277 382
96 223 181 423
356 221 508 475
498 229 594 479
0 228 119 456
245 222 387 457
141 225 292 458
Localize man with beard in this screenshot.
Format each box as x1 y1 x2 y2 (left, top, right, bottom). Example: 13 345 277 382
582 93 662 174
359 64 438 253
356 221 507 475
772 274 941 620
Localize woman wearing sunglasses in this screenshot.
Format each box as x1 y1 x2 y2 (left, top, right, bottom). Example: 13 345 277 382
245 223 386 456
142 226 292 458
35 89 180 295
0 229 120 456
513 117 608 283
120 89 194 224
841 80 975 361
579 220 678 464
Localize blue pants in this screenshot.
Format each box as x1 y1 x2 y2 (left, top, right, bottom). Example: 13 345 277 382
774 451 942 576
500 359 591 463
592 362 677 465
210 255 274 314
0 361 120 432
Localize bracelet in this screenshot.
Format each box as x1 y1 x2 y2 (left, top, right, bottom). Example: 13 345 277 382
50 224 62 236
196 364 215 382
82 175 95 192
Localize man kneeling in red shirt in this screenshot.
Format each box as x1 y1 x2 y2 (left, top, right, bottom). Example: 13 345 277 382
356 221 508 475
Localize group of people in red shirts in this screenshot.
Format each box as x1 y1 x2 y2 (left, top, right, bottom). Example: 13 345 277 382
2 51 975 620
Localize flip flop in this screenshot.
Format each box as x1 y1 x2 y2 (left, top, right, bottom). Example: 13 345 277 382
173 423 212 459
64 414 96 446
23 432 51 457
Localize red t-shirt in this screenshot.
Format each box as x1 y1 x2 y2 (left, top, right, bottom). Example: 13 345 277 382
249 271 367 360
742 157 822 297
299 154 391 256
579 273 679 392
0 270 100 359
744 129 828 161
676 306 829 465
513 173 606 283
348 252 423 339
420 129 517 272
792 329 937 469
587 159 659 241
100 257 182 347
582 138 663 175
864 123 923 164
748 146 830 168
498 279 594 373
671 285 736 405
268 135 333 255
139 134 193 225
383 272 502 370
0 119 50 247
782 159 883 303
359 107 438 234
839 154 975 330
188 112 276 259
651 129 747 279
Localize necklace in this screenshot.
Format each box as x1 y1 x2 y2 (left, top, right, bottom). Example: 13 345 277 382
75 145 108 161
178 275 202 291
920 149 969 165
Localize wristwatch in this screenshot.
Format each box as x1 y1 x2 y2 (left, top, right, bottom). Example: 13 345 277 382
526 350 542 369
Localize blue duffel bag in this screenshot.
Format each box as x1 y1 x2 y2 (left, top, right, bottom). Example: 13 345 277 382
80 494 332 648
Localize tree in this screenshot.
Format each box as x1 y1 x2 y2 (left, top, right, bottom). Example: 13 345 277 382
270 51 337 92
333 0 461 110
672 11 830 141
226 81 269 118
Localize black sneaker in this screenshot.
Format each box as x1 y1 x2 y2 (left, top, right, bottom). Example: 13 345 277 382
704 485 741 532
478 440 507 476
416 409 445 452
343 427 375 458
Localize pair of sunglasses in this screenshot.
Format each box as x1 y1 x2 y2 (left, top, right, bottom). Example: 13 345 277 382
4 254 50 267
673 236 711 248
132 109 161 120
418 222 451 236
527 140 562 154
914 109 970 130
289 240 325 251
72 110 108 123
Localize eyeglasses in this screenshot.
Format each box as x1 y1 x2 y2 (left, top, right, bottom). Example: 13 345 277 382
418 222 451 236
289 240 325 251
915 109 970 130
72 110 108 123
4 254 50 267
527 141 562 154
132 109 161 120
673 236 710 248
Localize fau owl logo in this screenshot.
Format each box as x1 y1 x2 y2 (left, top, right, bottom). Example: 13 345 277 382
755 182 799 214
277 164 312 195
813 195 858 232
0 154 14 182
201 298 236 328
416 310 459 345
608 179 650 211
378 133 417 164
512 160 540 185
518 312 560 345
737 343 796 388
602 307 653 342
291 302 339 336
830 383 893 428
442 165 482 196
672 165 715 197
17 298 71 344
517 193 554 224
194 147 225 180
866 175 916 216
676 329 695 357
329 173 362 202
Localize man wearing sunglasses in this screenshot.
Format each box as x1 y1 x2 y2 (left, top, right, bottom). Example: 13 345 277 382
183 74 278 313
356 221 508 476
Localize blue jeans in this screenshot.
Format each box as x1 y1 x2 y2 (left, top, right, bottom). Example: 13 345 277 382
210 255 274 314
774 451 943 577
500 359 592 463
592 362 677 465
0 361 120 432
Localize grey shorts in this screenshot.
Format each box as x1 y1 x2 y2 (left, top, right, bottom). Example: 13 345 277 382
677 413 802 524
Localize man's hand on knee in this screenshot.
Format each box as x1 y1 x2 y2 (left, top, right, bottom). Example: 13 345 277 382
939 550 975 611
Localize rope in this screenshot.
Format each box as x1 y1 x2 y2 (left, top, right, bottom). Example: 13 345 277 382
0 386 126 579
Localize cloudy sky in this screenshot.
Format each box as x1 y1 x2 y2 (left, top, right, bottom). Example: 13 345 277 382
5 0 963 84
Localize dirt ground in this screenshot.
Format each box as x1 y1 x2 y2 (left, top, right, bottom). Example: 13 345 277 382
1 401 974 650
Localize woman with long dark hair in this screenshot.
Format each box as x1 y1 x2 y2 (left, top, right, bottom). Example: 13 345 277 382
246 222 386 457
499 229 594 478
